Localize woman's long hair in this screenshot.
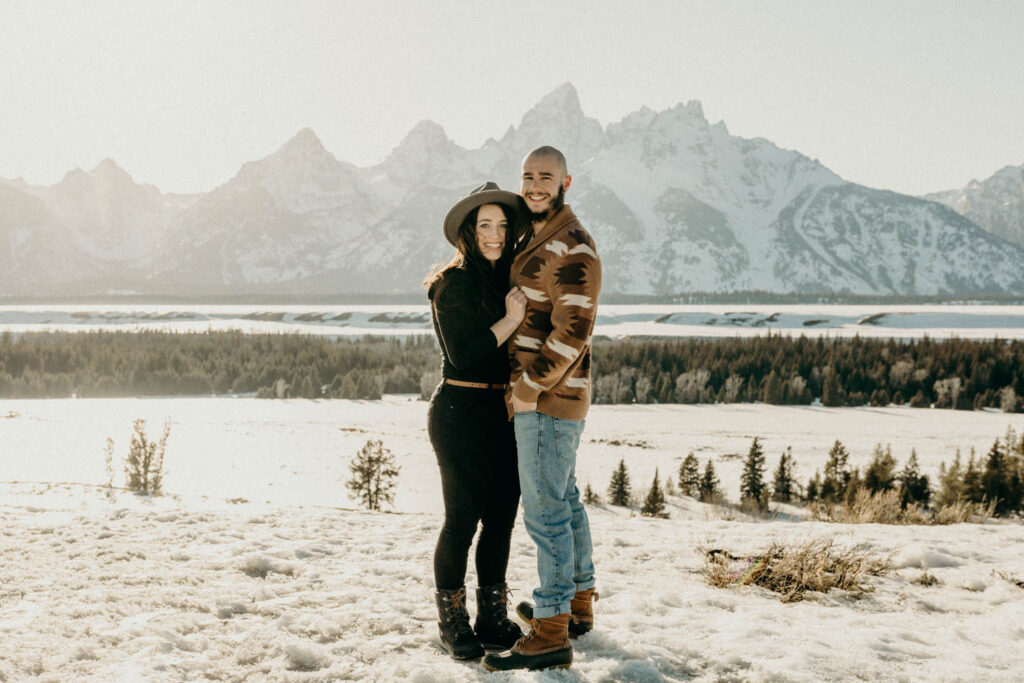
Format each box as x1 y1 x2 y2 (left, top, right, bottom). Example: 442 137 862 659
422 204 520 306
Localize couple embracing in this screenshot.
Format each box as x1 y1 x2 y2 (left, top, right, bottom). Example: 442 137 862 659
423 146 602 671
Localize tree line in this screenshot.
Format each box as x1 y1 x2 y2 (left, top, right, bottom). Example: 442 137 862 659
1 331 1022 412
598 428 1024 520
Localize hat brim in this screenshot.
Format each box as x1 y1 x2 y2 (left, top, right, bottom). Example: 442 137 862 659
443 190 527 247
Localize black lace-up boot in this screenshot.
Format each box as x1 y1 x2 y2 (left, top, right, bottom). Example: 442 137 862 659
474 583 524 649
435 587 484 660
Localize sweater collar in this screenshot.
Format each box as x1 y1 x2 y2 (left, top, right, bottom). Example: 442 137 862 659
517 205 578 257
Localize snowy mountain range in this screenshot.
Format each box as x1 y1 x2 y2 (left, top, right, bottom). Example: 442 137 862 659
3 83 1024 298
925 163 1024 248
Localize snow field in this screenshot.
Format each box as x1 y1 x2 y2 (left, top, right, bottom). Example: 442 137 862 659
1 486 1022 681
2 397 1024 680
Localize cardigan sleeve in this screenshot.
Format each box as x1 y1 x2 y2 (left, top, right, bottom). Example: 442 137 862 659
432 271 500 370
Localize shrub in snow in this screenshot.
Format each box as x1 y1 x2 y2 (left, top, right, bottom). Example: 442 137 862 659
121 419 170 495
701 538 891 603
583 482 601 505
103 437 115 488
346 439 400 511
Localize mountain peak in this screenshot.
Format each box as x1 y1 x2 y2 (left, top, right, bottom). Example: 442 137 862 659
397 120 451 149
279 128 327 155
668 99 707 122
90 158 134 184
524 82 584 122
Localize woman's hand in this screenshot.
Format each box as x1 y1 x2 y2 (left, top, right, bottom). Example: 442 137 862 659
505 286 527 325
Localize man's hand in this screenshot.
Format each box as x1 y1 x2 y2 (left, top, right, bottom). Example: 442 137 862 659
512 395 538 413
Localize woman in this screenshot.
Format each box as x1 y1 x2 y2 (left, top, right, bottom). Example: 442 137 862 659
423 182 528 661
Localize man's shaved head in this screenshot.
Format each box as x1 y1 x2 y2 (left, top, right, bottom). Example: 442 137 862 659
524 146 567 176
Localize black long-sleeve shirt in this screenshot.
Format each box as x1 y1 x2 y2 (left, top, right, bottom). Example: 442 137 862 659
428 265 510 385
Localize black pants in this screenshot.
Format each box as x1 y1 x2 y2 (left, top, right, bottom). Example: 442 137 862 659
428 382 520 590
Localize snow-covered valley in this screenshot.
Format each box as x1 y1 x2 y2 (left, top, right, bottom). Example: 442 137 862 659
2 398 1023 681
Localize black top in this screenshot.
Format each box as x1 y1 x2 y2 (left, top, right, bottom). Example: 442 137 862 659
428 262 510 384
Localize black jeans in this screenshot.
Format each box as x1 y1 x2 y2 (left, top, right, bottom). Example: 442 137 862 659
428 382 520 590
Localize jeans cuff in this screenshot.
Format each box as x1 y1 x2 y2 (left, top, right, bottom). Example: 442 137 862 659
574 580 596 592
532 601 571 619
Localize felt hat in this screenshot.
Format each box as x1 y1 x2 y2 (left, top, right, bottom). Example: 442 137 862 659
443 182 526 246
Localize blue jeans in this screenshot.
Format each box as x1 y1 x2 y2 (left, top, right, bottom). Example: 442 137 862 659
513 411 596 618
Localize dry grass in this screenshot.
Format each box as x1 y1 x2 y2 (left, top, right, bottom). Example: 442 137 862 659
998 571 1024 589
809 489 995 525
700 538 892 603
913 571 940 587
932 498 997 524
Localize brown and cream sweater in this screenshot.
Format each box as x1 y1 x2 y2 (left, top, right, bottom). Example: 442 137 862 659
508 205 602 421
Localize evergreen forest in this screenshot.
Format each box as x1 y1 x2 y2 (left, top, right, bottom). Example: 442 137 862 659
0 331 1022 412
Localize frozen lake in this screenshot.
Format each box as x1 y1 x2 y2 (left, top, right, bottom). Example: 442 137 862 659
3 304 1024 339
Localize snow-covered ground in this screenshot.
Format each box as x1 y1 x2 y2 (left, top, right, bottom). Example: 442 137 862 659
3 304 1024 339
2 398 1023 681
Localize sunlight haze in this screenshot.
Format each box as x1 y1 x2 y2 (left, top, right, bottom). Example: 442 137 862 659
1 0 1022 195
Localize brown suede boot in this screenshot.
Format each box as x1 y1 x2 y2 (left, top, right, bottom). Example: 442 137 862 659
516 589 599 638
481 613 572 671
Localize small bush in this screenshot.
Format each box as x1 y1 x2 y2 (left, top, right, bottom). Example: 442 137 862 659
123 419 171 495
700 538 892 602
346 439 400 511
583 483 601 505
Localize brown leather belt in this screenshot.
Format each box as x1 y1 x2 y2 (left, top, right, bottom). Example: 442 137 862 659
444 378 509 390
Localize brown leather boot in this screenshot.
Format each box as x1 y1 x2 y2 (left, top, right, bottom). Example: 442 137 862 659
481 613 572 671
569 588 598 636
516 589 599 638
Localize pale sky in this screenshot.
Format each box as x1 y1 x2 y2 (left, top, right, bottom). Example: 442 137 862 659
2 0 1022 196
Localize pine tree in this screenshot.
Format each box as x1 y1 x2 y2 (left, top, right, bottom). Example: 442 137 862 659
821 440 851 503
962 449 984 503
761 371 783 405
583 482 601 505
936 449 964 507
678 452 700 497
346 439 400 511
898 450 930 508
698 460 720 503
740 437 768 510
806 471 821 502
863 444 897 493
771 447 795 503
607 459 632 507
982 440 1011 514
641 469 668 518
822 368 844 407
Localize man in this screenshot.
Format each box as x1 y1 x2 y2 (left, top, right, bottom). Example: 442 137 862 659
482 146 602 672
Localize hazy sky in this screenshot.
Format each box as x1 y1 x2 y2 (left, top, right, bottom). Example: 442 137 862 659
2 0 1022 196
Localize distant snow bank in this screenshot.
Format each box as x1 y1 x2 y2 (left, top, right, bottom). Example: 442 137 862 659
3 304 1024 339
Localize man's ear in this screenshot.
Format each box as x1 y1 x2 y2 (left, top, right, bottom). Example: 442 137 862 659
563 175 572 192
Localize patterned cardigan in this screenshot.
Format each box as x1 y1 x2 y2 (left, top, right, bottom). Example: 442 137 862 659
508 205 602 420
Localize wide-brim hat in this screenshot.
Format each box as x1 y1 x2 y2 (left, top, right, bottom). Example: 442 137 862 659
443 181 526 246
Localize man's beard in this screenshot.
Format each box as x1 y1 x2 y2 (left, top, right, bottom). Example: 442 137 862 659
529 185 565 222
